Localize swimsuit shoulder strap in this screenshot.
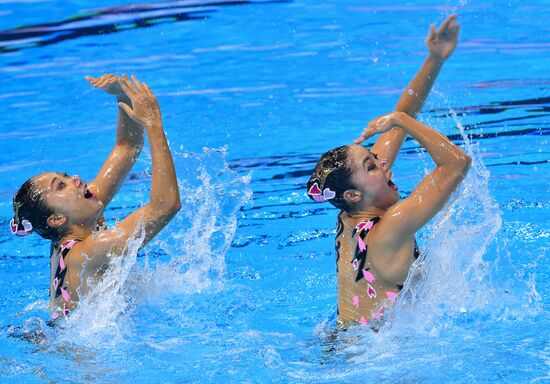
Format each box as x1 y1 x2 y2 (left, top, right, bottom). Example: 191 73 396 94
351 216 381 282
52 239 79 293
51 239 80 318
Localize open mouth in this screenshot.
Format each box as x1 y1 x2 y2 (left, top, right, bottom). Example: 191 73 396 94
388 179 398 191
84 185 96 199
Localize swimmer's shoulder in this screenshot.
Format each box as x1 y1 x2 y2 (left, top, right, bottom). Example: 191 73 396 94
369 207 410 248
63 229 115 268
61 239 89 270
68 226 137 271
367 213 418 283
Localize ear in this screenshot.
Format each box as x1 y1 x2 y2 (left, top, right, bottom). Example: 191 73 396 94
47 214 67 228
343 189 362 203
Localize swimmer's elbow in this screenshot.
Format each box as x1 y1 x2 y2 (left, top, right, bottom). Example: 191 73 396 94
457 153 472 176
169 193 182 213
154 197 181 217
172 199 182 214
448 150 471 175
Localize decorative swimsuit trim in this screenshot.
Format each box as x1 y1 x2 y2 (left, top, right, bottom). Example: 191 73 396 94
51 240 78 320
348 217 400 325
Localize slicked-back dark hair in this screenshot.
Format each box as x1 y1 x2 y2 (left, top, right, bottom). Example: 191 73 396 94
306 145 356 211
13 177 60 240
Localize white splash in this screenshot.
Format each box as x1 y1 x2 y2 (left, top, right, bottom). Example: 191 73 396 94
54 146 251 348
382 95 539 334
392 109 502 333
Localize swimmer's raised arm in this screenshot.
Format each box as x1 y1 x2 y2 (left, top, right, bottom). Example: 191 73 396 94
357 112 470 246
370 14 460 168
76 75 181 269
85 74 145 208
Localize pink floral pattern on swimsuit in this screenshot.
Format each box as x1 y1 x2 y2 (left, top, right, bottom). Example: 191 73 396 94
362 269 376 283
59 253 66 271
355 220 374 233
367 283 377 299
357 236 366 252
51 240 78 320
60 287 71 302
385 291 399 301
62 240 78 250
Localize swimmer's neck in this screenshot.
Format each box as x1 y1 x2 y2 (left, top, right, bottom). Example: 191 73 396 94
347 207 386 218
57 225 94 244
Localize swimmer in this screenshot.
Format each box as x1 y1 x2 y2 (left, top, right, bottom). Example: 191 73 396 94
306 15 470 327
11 74 181 320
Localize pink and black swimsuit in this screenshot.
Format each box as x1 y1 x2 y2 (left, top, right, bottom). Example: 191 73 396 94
50 239 78 320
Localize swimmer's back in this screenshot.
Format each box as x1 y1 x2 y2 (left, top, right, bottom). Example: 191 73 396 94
336 211 417 324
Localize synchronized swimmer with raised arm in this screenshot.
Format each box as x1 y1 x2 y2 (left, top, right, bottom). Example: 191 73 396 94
11 74 180 319
9 15 469 330
306 15 470 327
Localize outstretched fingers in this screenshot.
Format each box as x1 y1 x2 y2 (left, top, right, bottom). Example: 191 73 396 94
119 74 139 98
453 23 461 36
85 75 105 88
438 14 456 34
96 77 109 88
131 75 146 92
353 135 366 145
427 24 437 42
141 82 154 97
118 80 133 99
354 128 375 145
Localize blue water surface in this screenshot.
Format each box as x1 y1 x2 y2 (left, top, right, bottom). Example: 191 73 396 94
0 0 548 383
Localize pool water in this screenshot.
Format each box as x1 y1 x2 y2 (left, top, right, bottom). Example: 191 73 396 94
0 0 548 382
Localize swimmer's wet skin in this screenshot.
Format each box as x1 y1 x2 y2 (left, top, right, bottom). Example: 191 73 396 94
11 74 181 321
306 15 469 328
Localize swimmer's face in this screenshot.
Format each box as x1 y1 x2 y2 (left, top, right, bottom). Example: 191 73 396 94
33 172 103 229
346 145 400 209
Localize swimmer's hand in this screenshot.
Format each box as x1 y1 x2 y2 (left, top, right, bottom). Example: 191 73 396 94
118 74 161 129
354 112 404 144
85 74 129 101
426 14 460 61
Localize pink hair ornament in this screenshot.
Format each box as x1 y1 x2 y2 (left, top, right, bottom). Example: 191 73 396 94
308 182 336 202
10 219 32 236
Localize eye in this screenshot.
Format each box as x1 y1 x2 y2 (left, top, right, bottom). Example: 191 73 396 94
57 181 66 191
367 163 376 172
